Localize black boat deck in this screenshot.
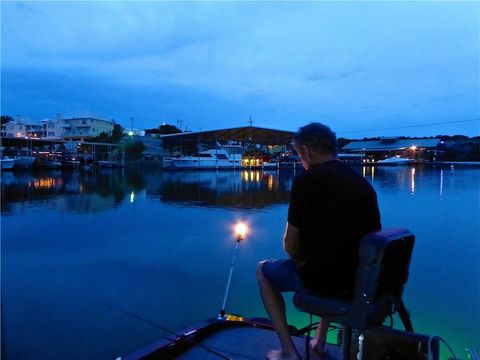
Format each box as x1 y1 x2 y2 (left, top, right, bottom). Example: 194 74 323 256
177 325 341 360
121 316 442 360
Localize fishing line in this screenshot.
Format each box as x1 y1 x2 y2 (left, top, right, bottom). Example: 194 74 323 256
93 301 232 360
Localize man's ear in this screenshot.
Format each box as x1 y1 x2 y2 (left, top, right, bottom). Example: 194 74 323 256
300 145 310 160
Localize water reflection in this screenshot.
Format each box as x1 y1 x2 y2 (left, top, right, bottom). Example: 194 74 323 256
1 169 297 214
151 170 294 209
1 169 146 214
440 169 444 197
0 165 466 214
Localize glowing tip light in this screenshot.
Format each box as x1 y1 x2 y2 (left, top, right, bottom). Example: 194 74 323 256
235 222 248 242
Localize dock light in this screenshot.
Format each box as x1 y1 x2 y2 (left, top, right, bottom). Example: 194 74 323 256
235 222 248 242
410 145 417 151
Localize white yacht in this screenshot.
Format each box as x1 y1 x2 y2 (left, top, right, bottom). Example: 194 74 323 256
164 143 243 169
377 155 415 165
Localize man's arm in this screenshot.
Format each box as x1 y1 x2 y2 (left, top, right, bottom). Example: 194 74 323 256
283 222 300 259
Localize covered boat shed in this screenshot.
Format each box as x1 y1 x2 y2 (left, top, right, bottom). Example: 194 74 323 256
158 126 295 147
341 138 443 162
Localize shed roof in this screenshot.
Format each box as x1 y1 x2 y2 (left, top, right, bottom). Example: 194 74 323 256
159 126 294 146
342 138 441 152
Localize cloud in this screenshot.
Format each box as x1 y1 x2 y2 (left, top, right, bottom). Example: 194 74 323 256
1 1 479 136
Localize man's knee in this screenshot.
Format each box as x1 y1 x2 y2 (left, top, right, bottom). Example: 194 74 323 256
256 261 266 282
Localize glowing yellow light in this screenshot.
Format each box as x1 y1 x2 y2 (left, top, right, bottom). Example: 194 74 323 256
410 145 417 151
268 175 273 191
235 222 248 241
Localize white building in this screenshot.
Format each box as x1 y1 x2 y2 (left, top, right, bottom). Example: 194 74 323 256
42 117 115 140
1 116 115 140
41 118 64 139
1 119 43 138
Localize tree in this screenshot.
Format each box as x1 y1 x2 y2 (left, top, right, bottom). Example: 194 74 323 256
1 115 14 125
145 124 181 135
111 124 123 142
90 124 124 143
125 141 145 160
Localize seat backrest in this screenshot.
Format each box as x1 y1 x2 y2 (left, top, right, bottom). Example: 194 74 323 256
348 228 415 328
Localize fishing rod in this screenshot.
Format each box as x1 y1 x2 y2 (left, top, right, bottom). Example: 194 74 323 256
94 301 232 360
219 222 247 318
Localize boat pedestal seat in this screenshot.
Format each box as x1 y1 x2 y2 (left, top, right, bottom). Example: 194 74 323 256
293 227 416 360
294 293 398 328
293 294 350 318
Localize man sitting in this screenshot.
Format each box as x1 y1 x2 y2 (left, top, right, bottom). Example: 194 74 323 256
257 122 381 359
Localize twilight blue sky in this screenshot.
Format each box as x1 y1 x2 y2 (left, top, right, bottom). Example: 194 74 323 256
1 1 479 138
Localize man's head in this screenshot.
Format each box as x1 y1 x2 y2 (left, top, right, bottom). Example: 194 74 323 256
293 122 337 170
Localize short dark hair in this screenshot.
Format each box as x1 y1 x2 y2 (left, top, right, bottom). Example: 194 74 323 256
293 122 337 155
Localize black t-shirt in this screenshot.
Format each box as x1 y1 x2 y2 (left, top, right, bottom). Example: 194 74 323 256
288 160 381 297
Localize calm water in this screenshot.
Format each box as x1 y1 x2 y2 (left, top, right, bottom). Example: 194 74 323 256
1 165 479 360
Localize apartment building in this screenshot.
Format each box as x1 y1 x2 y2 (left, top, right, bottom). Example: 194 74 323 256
1 120 43 138
1 117 116 140
42 117 115 140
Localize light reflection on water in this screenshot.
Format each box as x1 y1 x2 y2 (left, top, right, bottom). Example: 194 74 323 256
1 165 479 359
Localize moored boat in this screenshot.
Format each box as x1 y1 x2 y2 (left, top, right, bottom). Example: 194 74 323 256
377 155 415 165
0 157 16 170
164 143 243 169
14 155 36 169
35 157 62 169
60 157 81 168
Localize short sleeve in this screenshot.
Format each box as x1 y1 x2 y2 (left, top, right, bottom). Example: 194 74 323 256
288 176 303 227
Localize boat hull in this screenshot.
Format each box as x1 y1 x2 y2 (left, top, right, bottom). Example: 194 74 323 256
119 315 441 360
377 157 415 165
0 158 16 170
14 156 36 169
164 158 242 169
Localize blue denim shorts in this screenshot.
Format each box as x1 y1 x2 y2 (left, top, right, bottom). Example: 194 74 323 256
261 259 308 293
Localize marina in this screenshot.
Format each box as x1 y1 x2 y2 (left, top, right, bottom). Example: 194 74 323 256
1 165 479 359
2 2 479 358
0 138 125 170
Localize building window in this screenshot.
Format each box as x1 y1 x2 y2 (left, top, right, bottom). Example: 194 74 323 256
48 123 54 128
48 131 55 136
82 119 87 124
